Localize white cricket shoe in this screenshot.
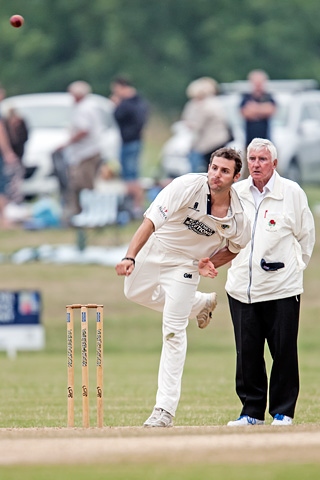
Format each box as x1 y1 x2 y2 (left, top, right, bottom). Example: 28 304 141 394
227 415 265 426
196 292 217 329
143 408 173 427
271 414 293 426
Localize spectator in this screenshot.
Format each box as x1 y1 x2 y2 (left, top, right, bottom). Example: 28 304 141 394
0 86 20 228
226 138 315 427
110 76 149 219
54 81 103 223
3 107 28 160
182 77 232 173
3 107 28 205
240 70 276 177
115 147 251 427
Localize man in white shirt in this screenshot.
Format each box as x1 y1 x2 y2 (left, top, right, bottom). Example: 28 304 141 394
55 81 102 222
226 138 315 427
116 147 251 427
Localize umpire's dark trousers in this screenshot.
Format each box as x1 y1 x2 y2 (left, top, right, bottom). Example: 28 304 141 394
227 294 300 420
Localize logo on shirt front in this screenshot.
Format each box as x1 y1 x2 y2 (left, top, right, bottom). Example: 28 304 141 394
184 217 215 236
188 202 200 212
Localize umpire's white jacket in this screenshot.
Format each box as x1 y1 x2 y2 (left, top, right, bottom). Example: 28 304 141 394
226 172 315 304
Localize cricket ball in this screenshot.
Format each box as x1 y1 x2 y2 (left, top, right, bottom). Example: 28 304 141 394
10 14 24 28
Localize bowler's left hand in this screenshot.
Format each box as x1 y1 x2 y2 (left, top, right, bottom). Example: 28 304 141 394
198 257 218 278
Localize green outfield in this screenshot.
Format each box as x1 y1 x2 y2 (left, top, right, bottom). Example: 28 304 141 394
0 464 320 480
0 186 320 478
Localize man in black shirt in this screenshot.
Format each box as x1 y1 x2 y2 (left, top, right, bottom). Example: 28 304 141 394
240 70 276 176
111 77 149 218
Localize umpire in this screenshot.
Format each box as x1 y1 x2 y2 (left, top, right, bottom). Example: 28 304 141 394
226 138 315 426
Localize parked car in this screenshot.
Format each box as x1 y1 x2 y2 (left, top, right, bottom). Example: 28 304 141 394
161 80 320 185
0 93 121 199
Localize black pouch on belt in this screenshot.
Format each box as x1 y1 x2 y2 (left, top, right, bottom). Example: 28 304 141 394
260 258 285 271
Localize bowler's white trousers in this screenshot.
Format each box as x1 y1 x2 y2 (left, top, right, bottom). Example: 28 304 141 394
124 235 210 416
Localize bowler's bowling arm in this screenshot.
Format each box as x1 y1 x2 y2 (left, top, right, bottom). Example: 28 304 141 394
125 217 155 259
209 246 237 268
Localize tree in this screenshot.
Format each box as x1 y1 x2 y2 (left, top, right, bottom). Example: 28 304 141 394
1 0 320 113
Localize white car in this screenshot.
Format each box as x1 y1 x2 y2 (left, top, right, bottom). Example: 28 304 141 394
161 80 320 185
270 89 320 184
0 92 121 198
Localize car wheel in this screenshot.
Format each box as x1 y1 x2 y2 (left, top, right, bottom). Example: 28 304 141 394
286 159 302 184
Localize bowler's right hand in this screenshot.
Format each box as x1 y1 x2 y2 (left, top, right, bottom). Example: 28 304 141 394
115 259 135 276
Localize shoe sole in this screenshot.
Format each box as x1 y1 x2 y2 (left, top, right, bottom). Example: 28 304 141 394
197 292 217 329
227 422 265 426
271 421 293 426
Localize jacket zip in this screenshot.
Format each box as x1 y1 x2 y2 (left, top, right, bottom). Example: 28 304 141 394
247 202 262 303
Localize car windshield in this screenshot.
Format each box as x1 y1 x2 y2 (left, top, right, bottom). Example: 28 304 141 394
14 105 71 129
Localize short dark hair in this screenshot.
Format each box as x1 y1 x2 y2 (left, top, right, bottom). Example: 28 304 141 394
209 147 242 177
111 76 133 87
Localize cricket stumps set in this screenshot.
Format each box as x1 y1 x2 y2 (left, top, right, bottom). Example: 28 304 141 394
66 304 104 428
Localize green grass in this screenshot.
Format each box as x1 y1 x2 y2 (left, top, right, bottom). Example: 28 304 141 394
1 210 320 427
1 464 320 480
0 187 320 477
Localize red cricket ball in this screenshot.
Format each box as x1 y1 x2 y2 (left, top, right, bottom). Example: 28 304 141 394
10 14 24 28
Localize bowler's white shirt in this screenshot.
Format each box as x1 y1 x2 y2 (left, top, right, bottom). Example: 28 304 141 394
144 173 251 261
